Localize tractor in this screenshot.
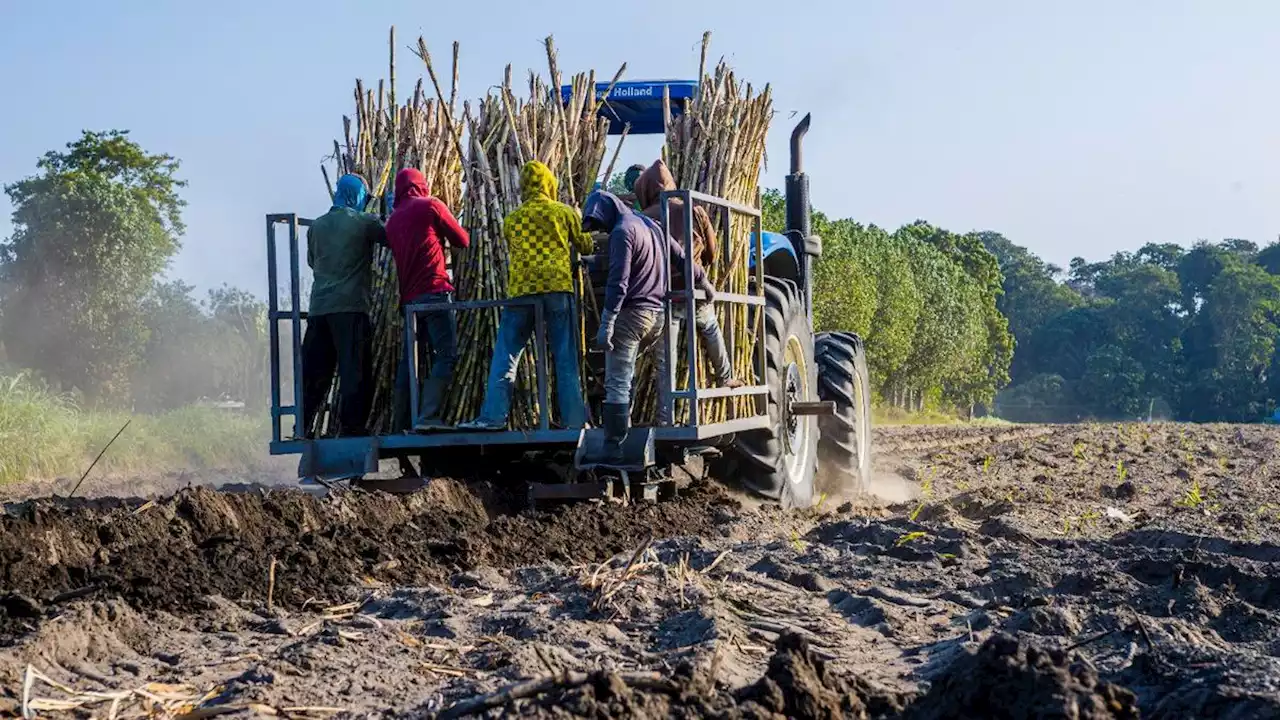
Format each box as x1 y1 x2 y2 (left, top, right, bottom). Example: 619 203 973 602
265 80 872 508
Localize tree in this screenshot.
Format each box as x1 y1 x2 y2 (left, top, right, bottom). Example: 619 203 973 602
978 232 1082 383
1183 261 1280 421
1 130 185 403
206 285 269 408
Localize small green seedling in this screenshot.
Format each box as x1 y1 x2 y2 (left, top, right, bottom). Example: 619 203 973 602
895 531 928 547
1175 481 1207 509
1079 509 1101 531
919 466 937 498
790 530 807 552
982 455 995 475
1073 441 1087 461
909 502 926 522
1116 460 1128 483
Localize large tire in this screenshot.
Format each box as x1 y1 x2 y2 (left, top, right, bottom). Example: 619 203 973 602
720 276 819 508
815 331 873 498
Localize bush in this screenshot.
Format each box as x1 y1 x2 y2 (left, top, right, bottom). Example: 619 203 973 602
0 372 267 485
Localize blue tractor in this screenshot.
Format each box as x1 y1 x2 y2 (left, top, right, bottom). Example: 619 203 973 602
265 80 872 508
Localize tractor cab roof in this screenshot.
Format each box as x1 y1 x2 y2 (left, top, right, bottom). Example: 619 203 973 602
560 80 697 135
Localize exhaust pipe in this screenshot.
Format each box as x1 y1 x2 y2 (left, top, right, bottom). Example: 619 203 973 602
784 114 812 240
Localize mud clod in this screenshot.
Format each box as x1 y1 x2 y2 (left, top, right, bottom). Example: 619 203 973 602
905 634 1139 720
473 632 910 719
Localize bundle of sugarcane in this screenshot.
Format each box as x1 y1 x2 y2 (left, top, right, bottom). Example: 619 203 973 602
437 38 621 428
312 28 464 437
633 32 774 426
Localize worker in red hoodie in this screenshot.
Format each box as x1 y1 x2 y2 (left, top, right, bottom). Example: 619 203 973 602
385 168 470 431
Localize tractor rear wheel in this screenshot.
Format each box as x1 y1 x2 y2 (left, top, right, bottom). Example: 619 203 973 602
815 331 873 498
720 277 818 508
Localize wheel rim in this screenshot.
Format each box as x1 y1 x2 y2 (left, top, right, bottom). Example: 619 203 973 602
782 335 812 485
852 365 870 489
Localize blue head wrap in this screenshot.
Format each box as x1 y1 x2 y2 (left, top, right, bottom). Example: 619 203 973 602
333 174 368 211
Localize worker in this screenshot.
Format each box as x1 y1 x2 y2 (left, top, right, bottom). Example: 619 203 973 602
633 159 743 389
459 161 591 430
300 173 384 437
582 189 714 461
623 163 646 194
385 167 470 432
620 163 647 210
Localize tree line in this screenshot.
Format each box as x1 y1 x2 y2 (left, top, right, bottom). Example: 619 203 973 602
7 132 1276 424
1 130 267 410
761 190 1013 416
986 234 1280 423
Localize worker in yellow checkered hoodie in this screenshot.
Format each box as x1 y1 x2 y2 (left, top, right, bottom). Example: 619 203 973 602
460 161 592 430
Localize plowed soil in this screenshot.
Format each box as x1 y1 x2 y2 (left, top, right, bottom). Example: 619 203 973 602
3 423 1280 718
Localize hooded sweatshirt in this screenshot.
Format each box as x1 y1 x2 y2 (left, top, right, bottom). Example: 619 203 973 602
307 174 386 316
504 161 592 298
633 159 718 273
584 190 706 315
385 168 470 301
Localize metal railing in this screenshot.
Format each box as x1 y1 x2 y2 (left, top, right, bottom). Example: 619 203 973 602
266 186 770 447
403 296 560 431
657 189 769 426
266 213 312 444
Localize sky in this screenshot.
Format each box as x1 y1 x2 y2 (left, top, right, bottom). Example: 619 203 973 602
1 0 1278 297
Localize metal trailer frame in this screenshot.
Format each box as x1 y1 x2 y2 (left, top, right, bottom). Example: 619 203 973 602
266 190 768 482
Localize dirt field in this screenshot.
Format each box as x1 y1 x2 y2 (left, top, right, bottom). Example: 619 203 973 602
3 423 1280 718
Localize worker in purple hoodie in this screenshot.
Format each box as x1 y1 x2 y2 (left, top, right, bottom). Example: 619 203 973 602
582 190 713 462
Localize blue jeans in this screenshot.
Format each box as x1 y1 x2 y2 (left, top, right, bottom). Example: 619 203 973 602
605 306 672 423
675 303 733 384
395 293 457 429
475 292 587 427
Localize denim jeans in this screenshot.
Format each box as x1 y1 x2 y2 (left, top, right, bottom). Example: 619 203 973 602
605 306 673 423
394 292 457 429
475 292 587 427
674 302 733 384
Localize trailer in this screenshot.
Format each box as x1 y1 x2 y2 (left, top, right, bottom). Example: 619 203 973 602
265 80 872 508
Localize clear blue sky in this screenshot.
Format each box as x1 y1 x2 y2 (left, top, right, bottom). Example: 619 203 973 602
1 1 1277 297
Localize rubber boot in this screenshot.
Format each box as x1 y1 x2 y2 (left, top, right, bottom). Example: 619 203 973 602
600 402 630 465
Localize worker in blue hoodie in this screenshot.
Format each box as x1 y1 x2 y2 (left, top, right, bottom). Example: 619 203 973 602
582 190 713 461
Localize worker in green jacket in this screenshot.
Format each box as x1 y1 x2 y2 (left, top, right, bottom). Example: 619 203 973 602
300 174 386 438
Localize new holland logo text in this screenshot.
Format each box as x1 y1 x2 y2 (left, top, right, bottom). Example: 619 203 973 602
598 85 655 99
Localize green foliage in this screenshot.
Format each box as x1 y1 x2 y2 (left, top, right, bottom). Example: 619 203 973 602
133 281 269 411
606 172 630 194
0 372 266 485
993 233 1280 422
765 191 1011 414
2 130 186 403
1 131 268 411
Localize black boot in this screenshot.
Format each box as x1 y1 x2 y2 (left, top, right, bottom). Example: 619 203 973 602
601 402 630 465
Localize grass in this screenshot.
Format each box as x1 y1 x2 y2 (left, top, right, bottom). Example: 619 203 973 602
0 373 268 485
872 405 1011 426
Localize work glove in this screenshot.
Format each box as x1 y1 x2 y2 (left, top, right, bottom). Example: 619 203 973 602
595 311 617 352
